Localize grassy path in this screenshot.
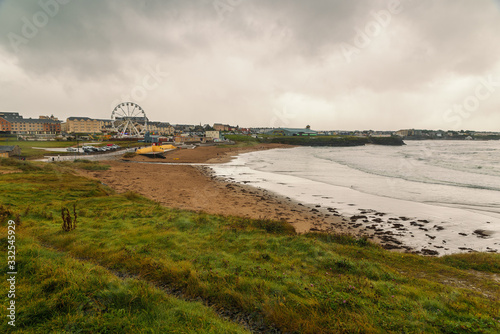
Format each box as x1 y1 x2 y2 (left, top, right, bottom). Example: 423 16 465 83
35 240 276 333
1 232 250 333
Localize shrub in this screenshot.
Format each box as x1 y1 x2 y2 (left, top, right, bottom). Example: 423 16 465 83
0 158 42 171
122 152 136 159
0 157 21 167
61 203 77 232
227 216 296 235
304 232 373 247
123 191 142 201
0 205 20 225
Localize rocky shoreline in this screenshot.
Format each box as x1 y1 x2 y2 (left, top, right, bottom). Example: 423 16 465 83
280 202 499 256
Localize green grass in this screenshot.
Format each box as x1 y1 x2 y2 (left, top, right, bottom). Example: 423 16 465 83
0 158 110 172
0 139 143 159
219 135 261 148
0 140 76 158
0 235 249 333
226 134 404 146
224 135 259 143
0 162 499 333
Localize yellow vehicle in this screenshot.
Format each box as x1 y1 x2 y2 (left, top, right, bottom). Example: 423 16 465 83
159 144 177 150
136 144 176 158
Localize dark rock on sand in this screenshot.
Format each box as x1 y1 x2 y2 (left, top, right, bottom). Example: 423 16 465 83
420 249 439 256
350 215 367 221
383 244 403 250
473 229 492 238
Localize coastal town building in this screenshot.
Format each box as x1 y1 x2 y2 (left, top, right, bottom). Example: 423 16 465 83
205 131 220 140
0 112 61 134
145 122 175 135
395 129 412 137
39 115 60 121
64 117 112 134
250 127 273 134
213 123 230 131
267 128 318 136
0 145 21 157
0 113 14 133
64 117 176 136
173 124 196 133
174 134 202 144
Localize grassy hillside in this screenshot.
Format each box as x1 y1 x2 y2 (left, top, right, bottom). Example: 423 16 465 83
220 135 261 148
1 158 499 333
264 135 405 146
4 235 249 333
224 134 405 147
223 134 259 143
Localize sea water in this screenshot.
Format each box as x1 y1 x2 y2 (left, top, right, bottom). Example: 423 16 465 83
210 141 500 255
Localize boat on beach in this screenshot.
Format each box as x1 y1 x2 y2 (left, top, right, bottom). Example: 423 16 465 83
136 144 177 158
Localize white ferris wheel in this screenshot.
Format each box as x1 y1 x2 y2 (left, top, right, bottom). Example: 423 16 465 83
111 102 148 137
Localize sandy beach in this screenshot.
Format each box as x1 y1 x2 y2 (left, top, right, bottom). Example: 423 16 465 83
126 143 293 164
78 144 366 235
79 159 350 235
74 143 500 255
77 143 424 252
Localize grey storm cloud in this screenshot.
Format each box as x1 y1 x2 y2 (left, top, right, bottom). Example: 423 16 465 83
1 0 200 77
0 0 499 130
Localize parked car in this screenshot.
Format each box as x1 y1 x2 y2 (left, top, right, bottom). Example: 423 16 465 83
82 146 97 153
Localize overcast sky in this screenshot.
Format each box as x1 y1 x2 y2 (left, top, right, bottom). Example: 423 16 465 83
1 0 500 131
